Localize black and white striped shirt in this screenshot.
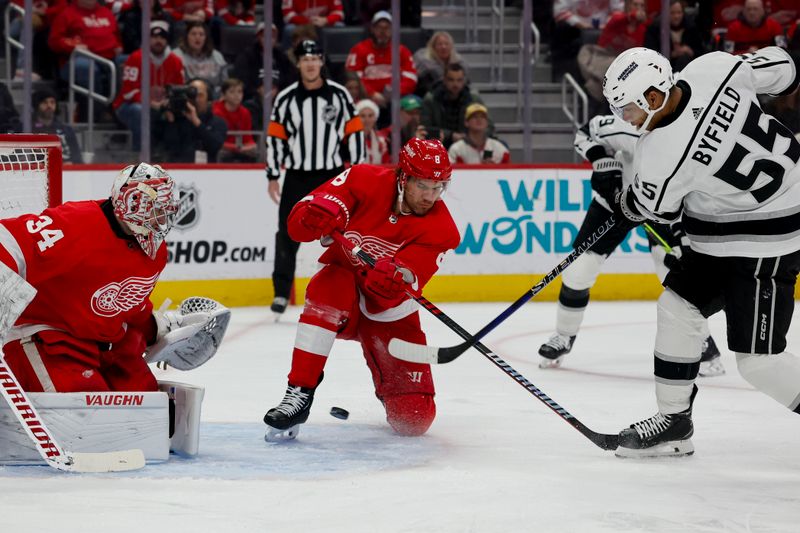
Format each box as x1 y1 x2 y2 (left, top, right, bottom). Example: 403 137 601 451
266 79 364 179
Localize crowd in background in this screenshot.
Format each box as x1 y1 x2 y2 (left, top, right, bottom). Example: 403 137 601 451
0 0 798 164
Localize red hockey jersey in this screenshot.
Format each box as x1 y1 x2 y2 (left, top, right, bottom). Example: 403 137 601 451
112 49 185 110
282 0 343 25
0 200 166 345
345 38 417 97
47 3 121 65
288 164 460 317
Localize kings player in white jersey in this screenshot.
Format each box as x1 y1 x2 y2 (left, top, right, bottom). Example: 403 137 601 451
603 45 800 458
538 113 723 377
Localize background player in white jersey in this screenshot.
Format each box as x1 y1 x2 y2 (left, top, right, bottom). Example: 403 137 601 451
604 46 800 457
538 113 723 376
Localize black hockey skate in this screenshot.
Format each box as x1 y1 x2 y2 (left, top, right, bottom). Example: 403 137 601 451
538 333 576 369
264 376 321 442
270 296 288 321
615 385 698 458
698 336 725 377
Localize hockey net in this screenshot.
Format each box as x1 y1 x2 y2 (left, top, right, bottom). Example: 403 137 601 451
0 134 62 218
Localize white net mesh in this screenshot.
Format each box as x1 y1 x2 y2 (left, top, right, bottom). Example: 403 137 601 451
0 143 52 218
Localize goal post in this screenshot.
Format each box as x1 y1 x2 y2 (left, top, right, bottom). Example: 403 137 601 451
0 134 62 218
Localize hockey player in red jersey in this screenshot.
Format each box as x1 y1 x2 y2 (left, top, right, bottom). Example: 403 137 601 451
264 138 460 441
0 163 225 394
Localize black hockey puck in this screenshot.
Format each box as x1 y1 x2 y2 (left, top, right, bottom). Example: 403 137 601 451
330 406 349 420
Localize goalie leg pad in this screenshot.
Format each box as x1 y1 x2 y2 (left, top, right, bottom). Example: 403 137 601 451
158 380 205 456
736 352 800 411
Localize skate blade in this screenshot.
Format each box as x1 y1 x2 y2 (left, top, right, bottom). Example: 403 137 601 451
615 439 694 459
698 359 725 377
264 424 301 442
539 356 564 369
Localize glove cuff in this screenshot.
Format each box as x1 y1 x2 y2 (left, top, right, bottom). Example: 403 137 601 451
592 157 623 172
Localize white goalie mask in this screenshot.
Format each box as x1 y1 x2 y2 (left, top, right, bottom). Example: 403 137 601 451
603 47 674 131
111 163 179 259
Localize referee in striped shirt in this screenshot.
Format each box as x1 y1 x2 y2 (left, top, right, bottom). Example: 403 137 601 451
266 39 365 315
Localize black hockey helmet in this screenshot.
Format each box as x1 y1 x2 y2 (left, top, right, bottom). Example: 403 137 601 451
294 40 323 60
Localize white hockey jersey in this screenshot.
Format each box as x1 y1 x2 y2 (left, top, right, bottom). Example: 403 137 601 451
628 47 800 258
575 114 640 210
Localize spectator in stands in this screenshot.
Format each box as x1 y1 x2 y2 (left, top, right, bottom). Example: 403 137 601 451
420 63 492 149
9 0 64 80
156 78 227 162
413 31 466 98
550 0 623 81
244 69 281 133
767 1 798 29
162 0 213 23
597 0 648 53
346 10 417 127
212 78 257 162
356 99 389 164
281 0 344 48
644 0 705 71
343 71 368 104
113 21 185 151
117 0 171 55
30 88 83 164
380 94 426 147
725 0 785 54
448 103 510 165
359 0 422 27
173 21 229 95
0 82 21 133
48 0 122 104
216 0 255 26
232 22 296 100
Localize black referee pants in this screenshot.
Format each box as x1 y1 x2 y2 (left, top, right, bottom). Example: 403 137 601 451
272 167 344 300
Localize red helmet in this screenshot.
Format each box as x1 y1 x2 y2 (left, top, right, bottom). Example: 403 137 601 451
398 138 452 182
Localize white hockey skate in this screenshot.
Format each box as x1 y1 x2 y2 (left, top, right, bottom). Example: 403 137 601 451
538 333 575 369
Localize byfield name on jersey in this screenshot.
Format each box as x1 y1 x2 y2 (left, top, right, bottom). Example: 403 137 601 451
691 86 741 166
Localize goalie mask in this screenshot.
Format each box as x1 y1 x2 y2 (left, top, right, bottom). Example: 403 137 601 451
112 163 179 259
603 47 674 132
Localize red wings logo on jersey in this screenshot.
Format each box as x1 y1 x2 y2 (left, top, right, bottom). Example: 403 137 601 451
343 231 402 266
90 273 160 317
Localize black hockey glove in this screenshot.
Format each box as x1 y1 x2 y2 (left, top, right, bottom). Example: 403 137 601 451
591 157 623 207
612 187 645 231
662 223 696 272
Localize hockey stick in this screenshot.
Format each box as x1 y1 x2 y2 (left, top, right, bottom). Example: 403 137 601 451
0 356 146 472
642 223 673 253
330 231 619 451
387 215 618 365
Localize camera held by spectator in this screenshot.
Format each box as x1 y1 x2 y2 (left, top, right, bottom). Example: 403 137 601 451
167 84 199 114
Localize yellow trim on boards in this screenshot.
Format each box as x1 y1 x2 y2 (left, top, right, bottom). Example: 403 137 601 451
154 275 800 308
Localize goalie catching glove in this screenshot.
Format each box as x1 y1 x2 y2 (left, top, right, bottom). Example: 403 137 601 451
145 297 231 370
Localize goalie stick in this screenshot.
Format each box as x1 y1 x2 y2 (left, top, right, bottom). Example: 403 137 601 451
330 232 619 451
388 216 618 365
0 356 145 472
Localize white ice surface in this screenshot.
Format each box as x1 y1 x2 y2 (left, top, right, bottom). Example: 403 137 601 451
1 301 799 533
